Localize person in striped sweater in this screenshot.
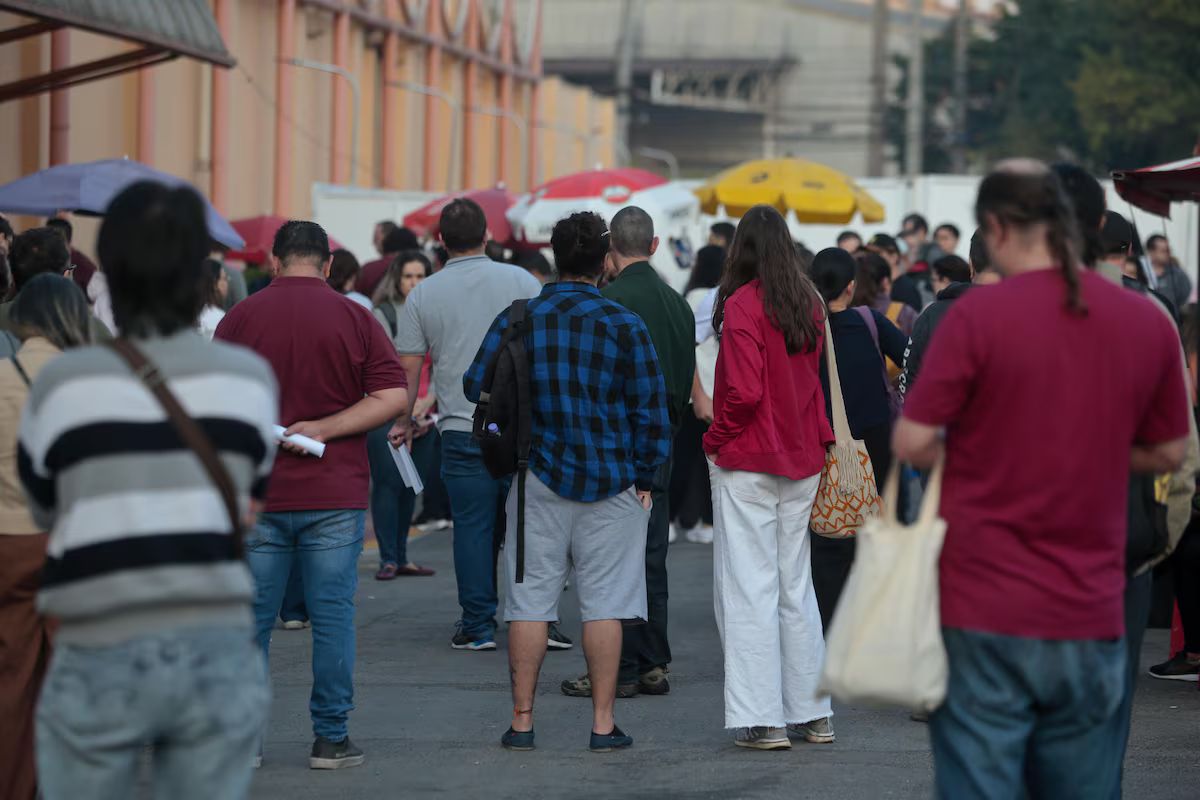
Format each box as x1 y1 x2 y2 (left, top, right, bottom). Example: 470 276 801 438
18 181 279 800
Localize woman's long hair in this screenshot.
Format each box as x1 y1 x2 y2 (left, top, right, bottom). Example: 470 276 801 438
327 249 361 294
10 273 91 350
850 251 891 307
684 244 726 296
975 164 1086 315
712 205 823 353
372 250 432 306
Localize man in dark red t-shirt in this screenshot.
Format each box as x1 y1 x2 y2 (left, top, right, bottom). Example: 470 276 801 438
215 221 407 770
895 162 1190 800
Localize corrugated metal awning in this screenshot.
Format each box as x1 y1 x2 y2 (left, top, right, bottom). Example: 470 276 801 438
0 0 235 103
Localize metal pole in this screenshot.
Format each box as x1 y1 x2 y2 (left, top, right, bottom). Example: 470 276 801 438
472 104 528 190
614 0 638 167
286 57 361 185
635 146 679 180
905 0 924 179
951 0 969 174
867 0 889 176
388 79 463 190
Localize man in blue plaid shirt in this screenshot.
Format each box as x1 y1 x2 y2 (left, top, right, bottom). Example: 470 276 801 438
464 212 670 754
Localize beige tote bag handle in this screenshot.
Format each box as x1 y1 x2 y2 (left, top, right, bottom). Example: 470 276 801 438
823 316 854 445
880 453 945 527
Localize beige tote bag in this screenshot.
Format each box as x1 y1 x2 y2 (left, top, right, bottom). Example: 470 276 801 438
818 455 948 713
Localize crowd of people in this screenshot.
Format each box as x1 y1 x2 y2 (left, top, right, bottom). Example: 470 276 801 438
0 155 1196 800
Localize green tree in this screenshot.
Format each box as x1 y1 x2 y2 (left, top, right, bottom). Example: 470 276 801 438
893 0 1200 173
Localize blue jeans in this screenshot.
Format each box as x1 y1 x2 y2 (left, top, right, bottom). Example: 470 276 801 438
441 430 508 636
931 627 1126 800
280 557 307 622
367 423 441 566
36 627 267 800
1110 570 1153 798
246 509 364 741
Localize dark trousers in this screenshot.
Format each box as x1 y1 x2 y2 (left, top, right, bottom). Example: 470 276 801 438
669 408 712 530
1173 519 1200 653
811 421 893 629
619 458 672 683
1110 570 1153 798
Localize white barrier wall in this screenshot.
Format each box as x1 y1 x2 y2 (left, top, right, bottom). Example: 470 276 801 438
311 183 440 264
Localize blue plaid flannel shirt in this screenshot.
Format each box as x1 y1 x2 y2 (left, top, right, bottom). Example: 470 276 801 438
464 282 671 502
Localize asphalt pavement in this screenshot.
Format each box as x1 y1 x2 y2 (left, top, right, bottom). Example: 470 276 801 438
250 529 1200 800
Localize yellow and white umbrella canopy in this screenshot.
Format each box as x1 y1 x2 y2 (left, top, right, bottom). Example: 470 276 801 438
695 158 885 224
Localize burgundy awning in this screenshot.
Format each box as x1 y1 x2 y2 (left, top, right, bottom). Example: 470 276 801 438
1112 156 1200 218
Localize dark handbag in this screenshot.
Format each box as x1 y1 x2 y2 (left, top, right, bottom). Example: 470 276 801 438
106 339 245 555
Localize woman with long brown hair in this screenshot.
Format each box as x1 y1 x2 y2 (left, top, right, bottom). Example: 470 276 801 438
703 205 836 750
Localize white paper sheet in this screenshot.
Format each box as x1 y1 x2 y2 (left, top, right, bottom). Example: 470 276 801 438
391 442 424 495
273 425 326 458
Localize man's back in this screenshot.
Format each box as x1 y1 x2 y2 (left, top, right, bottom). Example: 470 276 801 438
905 268 1189 640
602 262 695 423
215 276 404 511
397 254 541 434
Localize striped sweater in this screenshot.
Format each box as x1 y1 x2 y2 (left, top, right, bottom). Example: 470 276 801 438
18 331 279 645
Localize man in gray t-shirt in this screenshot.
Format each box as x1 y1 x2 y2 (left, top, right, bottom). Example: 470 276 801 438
394 198 540 650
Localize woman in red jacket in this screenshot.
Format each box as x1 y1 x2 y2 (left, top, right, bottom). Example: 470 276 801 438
703 205 835 751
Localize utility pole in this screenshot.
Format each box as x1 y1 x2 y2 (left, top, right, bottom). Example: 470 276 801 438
614 0 638 167
905 0 925 178
867 0 889 176
951 0 970 174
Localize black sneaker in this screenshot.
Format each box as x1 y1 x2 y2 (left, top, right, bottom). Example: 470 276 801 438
309 736 365 770
589 725 633 753
451 622 496 651
1148 653 1200 682
547 623 574 650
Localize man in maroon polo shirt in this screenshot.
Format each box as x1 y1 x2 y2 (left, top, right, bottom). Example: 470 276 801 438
215 221 407 770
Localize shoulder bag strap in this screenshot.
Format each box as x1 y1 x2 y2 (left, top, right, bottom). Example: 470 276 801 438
823 314 854 445
9 354 31 387
105 340 244 555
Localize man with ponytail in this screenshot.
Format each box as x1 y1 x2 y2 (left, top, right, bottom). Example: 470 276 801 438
895 159 1191 799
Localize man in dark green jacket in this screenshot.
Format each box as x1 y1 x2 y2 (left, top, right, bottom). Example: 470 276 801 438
560 205 695 699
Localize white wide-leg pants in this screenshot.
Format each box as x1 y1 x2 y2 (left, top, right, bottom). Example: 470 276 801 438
710 464 832 729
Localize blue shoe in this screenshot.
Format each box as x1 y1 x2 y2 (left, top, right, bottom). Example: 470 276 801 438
589 725 633 753
501 727 535 751
451 623 496 651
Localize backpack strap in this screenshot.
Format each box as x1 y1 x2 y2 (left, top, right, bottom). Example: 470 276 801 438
9 354 31 387
378 302 398 339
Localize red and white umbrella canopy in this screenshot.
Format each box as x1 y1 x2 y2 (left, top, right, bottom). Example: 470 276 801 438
1113 156 1200 217
507 167 699 249
402 186 517 244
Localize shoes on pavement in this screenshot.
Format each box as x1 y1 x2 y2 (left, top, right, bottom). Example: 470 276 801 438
561 673 639 698
309 736 365 770
416 518 451 533
668 524 679 544
1148 653 1200 681
788 717 836 744
281 619 310 630
547 623 574 650
375 562 400 581
685 525 714 544
501 727 535 751
638 666 671 695
734 727 791 750
589 725 633 753
396 563 436 576
451 623 496 651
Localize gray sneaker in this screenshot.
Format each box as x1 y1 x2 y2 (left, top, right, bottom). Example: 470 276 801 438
788 717 836 743
309 736 365 770
734 727 791 750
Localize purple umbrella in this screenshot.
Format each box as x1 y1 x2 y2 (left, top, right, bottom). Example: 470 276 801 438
0 157 244 249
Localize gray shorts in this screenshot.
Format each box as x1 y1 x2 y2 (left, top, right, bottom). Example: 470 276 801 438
504 471 649 624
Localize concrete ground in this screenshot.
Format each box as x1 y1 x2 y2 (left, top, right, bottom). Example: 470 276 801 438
251 530 1200 800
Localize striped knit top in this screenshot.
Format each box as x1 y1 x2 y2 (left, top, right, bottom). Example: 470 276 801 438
18 331 279 645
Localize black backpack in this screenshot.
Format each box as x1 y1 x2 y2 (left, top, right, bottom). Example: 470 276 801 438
472 300 533 582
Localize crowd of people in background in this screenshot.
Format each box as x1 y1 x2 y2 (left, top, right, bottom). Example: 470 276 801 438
0 154 1196 800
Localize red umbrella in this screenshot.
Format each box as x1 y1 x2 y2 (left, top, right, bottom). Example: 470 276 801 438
532 167 665 202
1112 156 1200 217
225 215 345 264
403 186 516 244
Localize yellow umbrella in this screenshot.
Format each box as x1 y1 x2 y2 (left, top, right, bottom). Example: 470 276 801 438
695 158 885 224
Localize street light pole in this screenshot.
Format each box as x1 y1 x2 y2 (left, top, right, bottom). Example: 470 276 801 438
286 57 361 185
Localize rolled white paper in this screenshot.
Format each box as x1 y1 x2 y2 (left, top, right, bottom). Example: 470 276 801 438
390 442 424 495
273 425 326 458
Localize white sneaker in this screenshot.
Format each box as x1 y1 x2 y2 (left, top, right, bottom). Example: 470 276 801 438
417 519 451 533
686 525 714 544
735 727 791 750
668 525 679 544
282 619 310 631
